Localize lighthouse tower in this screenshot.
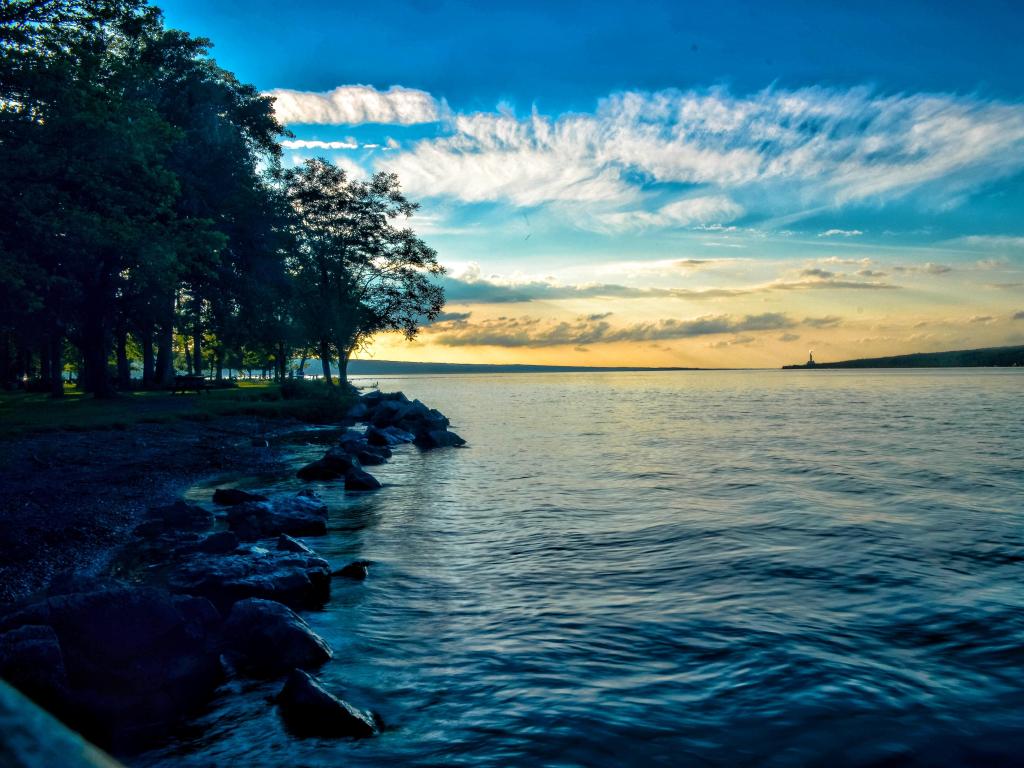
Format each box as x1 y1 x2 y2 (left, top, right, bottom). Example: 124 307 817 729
807 350 816 367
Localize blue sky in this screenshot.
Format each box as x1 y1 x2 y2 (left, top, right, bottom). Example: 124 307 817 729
161 0 1024 366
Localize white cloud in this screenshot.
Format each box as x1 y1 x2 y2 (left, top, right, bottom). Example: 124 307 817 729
593 195 744 232
819 229 863 237
266 85 442 125
282 139 358 150
375 85 1024 220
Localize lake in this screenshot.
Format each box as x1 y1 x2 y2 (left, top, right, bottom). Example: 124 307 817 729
138 369 1024 767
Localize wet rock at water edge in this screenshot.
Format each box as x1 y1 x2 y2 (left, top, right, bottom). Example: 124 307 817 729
167 546 331 613
227 493 328 540
344 467 381 491
223 598 332 677
413 429 467 449
332 561 371 580
296 448 359 481
213 488 268 506
276 669 378 739
366 425 415 447
177 530 240 556
0 585 223 751
277 533 314 555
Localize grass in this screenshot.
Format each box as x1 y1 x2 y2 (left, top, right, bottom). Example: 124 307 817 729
0 380 356 438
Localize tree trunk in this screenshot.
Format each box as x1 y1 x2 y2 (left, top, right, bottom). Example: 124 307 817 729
215 348 223 382
337 347 350 388
115 325 130 389
39 342 51 388
81 312 113 398
319 340 333 385
49 333 64 398
141 324 155 388
156 321 174 387
193 314 202 379
276 341 287 382
297 354 307 379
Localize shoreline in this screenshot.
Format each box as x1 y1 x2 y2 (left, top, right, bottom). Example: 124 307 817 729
0 415 301 605
0 390 463 757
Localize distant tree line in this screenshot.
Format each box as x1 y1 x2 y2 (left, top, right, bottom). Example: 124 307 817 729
0 0 444 397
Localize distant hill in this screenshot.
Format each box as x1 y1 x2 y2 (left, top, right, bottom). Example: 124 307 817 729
783 344 1024 369
345 360 701 375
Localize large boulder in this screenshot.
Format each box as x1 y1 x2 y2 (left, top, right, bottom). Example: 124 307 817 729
0 586 223 751
276 670 377 739
413 429 467 449
223 599 332 677
344 467 381 491
366 425 415 447
167 546 331 613
227 494 328 540
212 488 268 506
296 449 359 481
345 401 370 421
277 534 314 554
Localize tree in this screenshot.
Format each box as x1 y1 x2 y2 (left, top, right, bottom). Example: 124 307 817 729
283 160 445 388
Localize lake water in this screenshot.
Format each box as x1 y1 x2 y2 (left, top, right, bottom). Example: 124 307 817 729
138 369 1024 767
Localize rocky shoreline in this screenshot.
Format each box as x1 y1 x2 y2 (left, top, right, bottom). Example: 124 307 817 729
0 390 464 757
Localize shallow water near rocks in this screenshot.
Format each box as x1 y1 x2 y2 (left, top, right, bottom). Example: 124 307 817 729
135 369 1024 767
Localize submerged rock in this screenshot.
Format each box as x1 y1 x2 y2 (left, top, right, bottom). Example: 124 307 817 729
0 585 223 751
227 494 328 540
223 598 332 677
413 429 467 449
167 546 331 612
332 561 371 581
276 669 377 739
212 488 268 506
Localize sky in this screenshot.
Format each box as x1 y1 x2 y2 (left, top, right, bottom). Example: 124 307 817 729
161 0 1024 367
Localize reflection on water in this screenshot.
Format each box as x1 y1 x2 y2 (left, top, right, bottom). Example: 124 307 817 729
141 370 1024 767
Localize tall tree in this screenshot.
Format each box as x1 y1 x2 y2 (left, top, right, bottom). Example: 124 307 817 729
283 159 445 388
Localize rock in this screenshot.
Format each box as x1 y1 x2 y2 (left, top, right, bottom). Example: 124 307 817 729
195 531 240 554
136 501 214 536
369 400 406 428
344 467 381 491
0 586 223 750
213 488 268 506
297 448 359 481
176 531 240 556
0 625 69 710
168 546 331 612
355 447 389 466
366 425 414 447
345 402 370 421
332 561 370 580
277 534 314 554
276 670 377 739
413 429 467 449
223 599 332 677
227 494 328 540
338 429 368 449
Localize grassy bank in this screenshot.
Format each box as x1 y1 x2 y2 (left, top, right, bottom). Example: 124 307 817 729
0 380 356 438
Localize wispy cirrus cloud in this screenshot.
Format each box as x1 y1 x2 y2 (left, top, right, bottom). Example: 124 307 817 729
266 85 442 125
375 85 1024 220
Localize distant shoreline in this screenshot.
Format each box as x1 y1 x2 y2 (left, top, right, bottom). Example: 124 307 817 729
782 344 1024 370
